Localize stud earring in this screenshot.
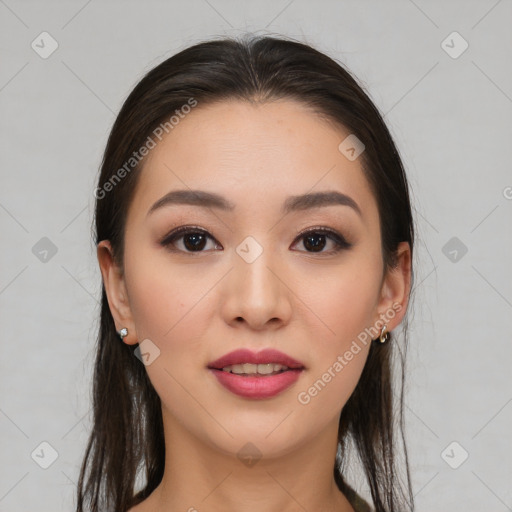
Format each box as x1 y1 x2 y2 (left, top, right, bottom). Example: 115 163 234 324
117 327 128 340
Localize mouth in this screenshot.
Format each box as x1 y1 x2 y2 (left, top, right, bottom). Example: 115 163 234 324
207 348 305 373
218 363 293 377
207 348 305 399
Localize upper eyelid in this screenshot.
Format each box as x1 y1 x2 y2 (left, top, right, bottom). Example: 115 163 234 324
161 225 216 241
161 225 344 240
160 225 350 250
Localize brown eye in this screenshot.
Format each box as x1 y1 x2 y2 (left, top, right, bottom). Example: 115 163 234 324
303 232 328 252
161 227 221 253
291 228 352 254
182 232 207 251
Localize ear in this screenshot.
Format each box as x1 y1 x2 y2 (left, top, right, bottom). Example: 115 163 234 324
374 241 412 332
97 240 138 345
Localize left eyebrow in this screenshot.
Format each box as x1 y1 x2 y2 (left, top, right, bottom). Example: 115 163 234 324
282 191 362 218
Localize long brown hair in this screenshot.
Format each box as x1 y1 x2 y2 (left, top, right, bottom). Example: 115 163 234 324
77 34 415 512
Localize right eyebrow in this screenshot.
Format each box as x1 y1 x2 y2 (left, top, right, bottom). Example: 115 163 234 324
147 189 235 217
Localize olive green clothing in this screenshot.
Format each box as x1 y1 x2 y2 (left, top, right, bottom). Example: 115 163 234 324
346 489 374 511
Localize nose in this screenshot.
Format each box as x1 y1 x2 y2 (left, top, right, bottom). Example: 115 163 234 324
220 244 292 331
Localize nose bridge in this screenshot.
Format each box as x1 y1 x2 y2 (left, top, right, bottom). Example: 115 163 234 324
224 234 291 328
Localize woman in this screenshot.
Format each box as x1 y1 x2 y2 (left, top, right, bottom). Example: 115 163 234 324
76 34 415 512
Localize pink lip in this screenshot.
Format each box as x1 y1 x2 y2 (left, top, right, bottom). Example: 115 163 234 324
207 348 305 400
209 369 303 399
208 348 305 370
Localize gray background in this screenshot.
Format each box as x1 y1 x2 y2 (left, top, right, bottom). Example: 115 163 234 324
1 0 511 511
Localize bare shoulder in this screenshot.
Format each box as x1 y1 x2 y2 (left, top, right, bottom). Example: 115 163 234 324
126 500 147 512
127 492 161 512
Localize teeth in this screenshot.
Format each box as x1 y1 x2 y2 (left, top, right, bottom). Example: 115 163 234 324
221 363 289 375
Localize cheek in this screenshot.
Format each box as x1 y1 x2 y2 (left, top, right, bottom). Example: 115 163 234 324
125 245 214 344
291 259 379 417
297 258 382 344
124 255 215 418
296 300 372 427
295 348 368 436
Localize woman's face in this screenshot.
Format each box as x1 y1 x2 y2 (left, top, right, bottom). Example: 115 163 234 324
99 99 409 459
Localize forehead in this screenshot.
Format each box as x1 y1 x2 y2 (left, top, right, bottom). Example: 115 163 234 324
128 99 378 224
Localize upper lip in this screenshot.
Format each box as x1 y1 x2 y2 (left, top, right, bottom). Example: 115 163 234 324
208 348 305 370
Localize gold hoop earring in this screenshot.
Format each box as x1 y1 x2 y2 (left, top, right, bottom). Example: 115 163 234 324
378 324 390 344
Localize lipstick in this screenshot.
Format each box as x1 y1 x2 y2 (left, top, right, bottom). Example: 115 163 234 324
207 348 305 400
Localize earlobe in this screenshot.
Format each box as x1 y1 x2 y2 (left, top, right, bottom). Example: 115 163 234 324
97 240 137 345
376 241 412 331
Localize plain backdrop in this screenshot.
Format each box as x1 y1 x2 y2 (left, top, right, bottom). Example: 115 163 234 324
1 1 511 511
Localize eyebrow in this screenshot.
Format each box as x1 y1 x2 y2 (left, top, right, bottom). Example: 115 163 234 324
147 189 362 217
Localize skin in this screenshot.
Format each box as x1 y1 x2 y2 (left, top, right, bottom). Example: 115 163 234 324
98 99 411 512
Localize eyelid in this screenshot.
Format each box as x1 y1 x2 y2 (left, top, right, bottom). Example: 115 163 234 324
160 225 352 253
291 226 352 252
160 225 221 250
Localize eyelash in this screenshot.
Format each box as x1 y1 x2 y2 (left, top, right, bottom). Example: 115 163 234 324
160 225 352 255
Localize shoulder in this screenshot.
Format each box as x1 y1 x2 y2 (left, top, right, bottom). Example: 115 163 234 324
347 491 374 512
126 500 147 512
354 497 374 512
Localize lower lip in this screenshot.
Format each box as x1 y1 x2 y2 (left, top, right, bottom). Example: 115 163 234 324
209 369 303 399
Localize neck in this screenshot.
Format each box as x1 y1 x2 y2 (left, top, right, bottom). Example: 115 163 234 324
146 408 355 512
